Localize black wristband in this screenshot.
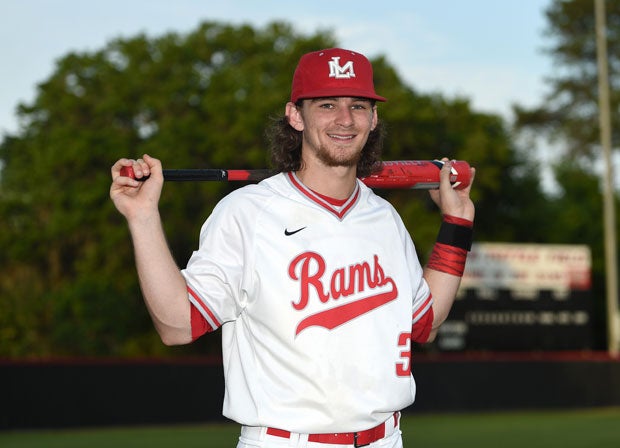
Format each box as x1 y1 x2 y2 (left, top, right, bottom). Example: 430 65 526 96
436 221 473 251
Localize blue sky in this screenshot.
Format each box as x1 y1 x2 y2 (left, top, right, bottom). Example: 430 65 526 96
0 0 553 135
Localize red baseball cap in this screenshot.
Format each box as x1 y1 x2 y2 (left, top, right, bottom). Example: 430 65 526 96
290 48 387 103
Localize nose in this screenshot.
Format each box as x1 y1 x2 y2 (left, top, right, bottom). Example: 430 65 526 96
334 106 354 127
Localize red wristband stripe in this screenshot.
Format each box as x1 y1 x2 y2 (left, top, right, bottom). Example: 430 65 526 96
427 242 468 277
443 214 473 228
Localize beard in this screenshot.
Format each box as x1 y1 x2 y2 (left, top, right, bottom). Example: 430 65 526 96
313 143 363 168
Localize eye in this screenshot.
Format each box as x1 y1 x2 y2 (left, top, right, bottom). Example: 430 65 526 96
351 100 372 110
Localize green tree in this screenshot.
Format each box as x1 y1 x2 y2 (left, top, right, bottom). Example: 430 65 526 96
374 55 549 249
0 21 540 357
513 0 620 348
0 21 334 357
515 0 620 157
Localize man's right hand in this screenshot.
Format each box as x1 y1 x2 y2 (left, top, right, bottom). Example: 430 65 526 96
110 154 164 221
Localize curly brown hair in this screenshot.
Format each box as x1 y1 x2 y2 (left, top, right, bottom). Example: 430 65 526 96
266 102 386 178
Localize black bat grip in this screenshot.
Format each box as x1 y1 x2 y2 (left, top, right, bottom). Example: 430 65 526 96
119 166 228 181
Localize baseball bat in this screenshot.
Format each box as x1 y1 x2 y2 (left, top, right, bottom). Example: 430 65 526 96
119 160 471 190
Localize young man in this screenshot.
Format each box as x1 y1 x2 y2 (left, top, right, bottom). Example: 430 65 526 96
110 48 475 448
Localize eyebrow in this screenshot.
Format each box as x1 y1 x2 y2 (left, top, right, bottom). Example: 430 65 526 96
309 97 373 103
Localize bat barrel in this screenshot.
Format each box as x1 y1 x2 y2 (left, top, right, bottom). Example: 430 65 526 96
361 160 471 190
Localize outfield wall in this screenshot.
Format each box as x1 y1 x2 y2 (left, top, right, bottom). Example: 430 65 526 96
1 353 619 430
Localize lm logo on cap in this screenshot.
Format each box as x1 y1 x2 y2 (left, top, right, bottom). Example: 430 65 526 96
328 57 356 79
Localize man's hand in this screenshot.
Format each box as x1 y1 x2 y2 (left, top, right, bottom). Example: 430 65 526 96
428 158 476 221
110 154 164 221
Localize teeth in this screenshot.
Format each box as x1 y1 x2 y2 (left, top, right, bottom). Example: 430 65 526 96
329 134 354 140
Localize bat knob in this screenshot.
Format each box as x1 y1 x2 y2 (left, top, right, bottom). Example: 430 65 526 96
450 160 472 190
119 165 149 182
120 166 136 179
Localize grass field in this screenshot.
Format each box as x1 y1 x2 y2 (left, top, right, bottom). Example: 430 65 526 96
1 407 619 447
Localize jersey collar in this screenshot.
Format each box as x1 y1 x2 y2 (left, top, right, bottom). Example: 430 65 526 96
286 172 361 220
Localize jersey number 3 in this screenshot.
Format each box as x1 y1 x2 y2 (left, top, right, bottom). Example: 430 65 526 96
396 332 411 377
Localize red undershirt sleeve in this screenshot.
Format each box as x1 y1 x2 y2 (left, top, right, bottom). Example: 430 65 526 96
412 304 434 344
190 303 211 341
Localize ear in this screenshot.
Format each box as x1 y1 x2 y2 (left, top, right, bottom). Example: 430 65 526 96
286 102 304 131
370 106 378 131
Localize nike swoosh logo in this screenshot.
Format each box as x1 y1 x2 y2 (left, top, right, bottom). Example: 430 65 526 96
284 227 306 236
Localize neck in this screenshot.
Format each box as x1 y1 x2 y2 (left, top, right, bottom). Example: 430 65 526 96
295 164 358 200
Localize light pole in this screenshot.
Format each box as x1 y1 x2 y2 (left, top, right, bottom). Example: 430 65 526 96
594 0 619 356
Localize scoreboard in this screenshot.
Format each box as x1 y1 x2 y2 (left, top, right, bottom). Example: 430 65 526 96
435 243 593 351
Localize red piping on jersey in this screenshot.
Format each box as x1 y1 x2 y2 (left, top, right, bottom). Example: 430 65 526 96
412 304 434 344
191 304 213 340
187 286 222 328
311 190 348 207
287 172 360 220
412 294 433 323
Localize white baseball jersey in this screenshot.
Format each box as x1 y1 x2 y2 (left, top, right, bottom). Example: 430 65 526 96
181 172 433 433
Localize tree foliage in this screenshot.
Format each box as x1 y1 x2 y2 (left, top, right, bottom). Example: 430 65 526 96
0 21 543 357
515 0 620 158
513 0 620 348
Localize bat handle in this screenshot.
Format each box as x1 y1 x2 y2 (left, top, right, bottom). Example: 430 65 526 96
119 165 153 181
119 166 230 181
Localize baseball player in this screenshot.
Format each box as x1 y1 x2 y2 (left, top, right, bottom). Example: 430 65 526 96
110 48 475 447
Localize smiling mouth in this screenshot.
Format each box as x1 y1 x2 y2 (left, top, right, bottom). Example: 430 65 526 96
328 134 355 141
